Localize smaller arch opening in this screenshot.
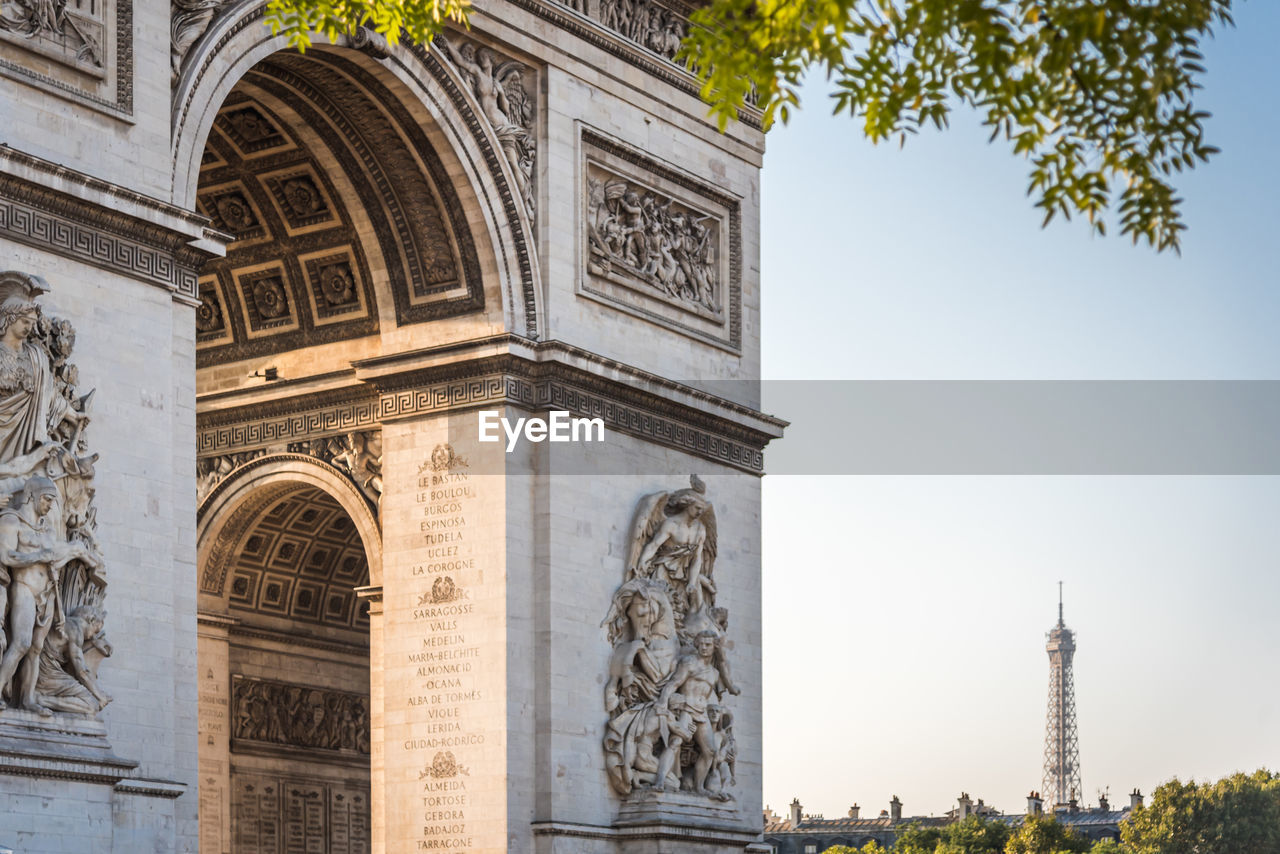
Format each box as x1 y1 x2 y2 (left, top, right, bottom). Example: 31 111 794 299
198 473 376 854
225 485 371 634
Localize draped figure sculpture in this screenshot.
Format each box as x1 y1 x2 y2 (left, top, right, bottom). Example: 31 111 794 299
603 476 738 801
0 271 109 718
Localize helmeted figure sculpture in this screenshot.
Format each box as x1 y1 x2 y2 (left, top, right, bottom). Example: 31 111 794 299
603 476 738 801
0 271 109 718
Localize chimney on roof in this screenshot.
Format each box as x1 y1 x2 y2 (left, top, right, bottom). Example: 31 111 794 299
1130 789 1143 810
848 804 860 820
890 796 903 822
1098 793 1109 812
957 792 973 820
790 798 802 826
1068 796 1079 814
1027 791 1044 816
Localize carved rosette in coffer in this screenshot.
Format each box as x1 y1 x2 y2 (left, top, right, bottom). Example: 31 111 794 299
581 129 741 350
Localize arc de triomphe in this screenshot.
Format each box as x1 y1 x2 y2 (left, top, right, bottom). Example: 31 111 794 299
0 0 781 850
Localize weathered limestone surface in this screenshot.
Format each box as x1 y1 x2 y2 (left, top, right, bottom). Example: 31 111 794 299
0 0 779 850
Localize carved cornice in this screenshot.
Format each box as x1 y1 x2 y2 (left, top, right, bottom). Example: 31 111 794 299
531 820 761 845
498 0 763 130
0 150 227 303
114 778 189 799
196 339 784 471
228 623 370 656
197 390 381 457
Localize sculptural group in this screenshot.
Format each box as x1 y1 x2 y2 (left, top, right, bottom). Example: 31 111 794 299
0 271 110 719
587 172 721 315
603 476 738 801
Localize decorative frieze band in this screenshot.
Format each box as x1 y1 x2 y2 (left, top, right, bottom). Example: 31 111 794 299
505 0 763 129
197 397 381 457
197 357 777 472
0 153 224 302
231 675 370 755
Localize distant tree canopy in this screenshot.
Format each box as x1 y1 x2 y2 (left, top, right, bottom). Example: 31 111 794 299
262 0 1235 254
804 770 1280 854
1004 815 1091 854
1120 769 1280 854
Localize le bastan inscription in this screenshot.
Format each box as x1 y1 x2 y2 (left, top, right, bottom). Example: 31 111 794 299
405 445 484 851
604 475 739 801
0 271 111 719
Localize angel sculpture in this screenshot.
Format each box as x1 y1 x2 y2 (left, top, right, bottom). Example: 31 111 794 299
441 37 536 221
626 474 717 616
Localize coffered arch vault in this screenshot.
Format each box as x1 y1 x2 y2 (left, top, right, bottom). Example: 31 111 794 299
173 22 542 342
197 453 383 634
194 51 486 366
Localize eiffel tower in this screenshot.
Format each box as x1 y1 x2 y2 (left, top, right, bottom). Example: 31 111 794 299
1042 583 1082 807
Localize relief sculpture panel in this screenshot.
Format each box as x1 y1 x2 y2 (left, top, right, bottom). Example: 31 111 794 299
438 34 537 225
289 430 383 507
232 675 370 755
582 131 741 349
603 476 738 801
0 271 111 719
0 0 129 116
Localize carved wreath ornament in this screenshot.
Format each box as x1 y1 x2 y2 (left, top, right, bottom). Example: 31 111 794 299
602 475 739 800
0 271 112 719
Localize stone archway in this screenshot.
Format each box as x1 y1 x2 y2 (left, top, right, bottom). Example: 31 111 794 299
196 454 382 854
184 39 522 852
172 26 543 340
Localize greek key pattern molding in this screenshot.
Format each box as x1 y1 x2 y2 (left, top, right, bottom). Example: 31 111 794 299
197 398 381 457
0 174 206 301
198 372 766 471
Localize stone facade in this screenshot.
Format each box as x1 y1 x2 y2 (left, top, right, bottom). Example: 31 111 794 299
0 0 779 851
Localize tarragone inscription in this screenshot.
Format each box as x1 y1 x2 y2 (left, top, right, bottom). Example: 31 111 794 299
405 444 484 851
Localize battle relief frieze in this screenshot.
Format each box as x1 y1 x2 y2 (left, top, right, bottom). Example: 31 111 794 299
232 675 370 755
581 129 742 350
0 0 131 117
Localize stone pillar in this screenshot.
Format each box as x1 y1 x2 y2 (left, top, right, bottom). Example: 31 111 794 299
378 416 511 853
359 586 386 854
197 615 235 854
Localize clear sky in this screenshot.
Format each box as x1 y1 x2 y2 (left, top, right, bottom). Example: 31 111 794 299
758 3 1280 820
